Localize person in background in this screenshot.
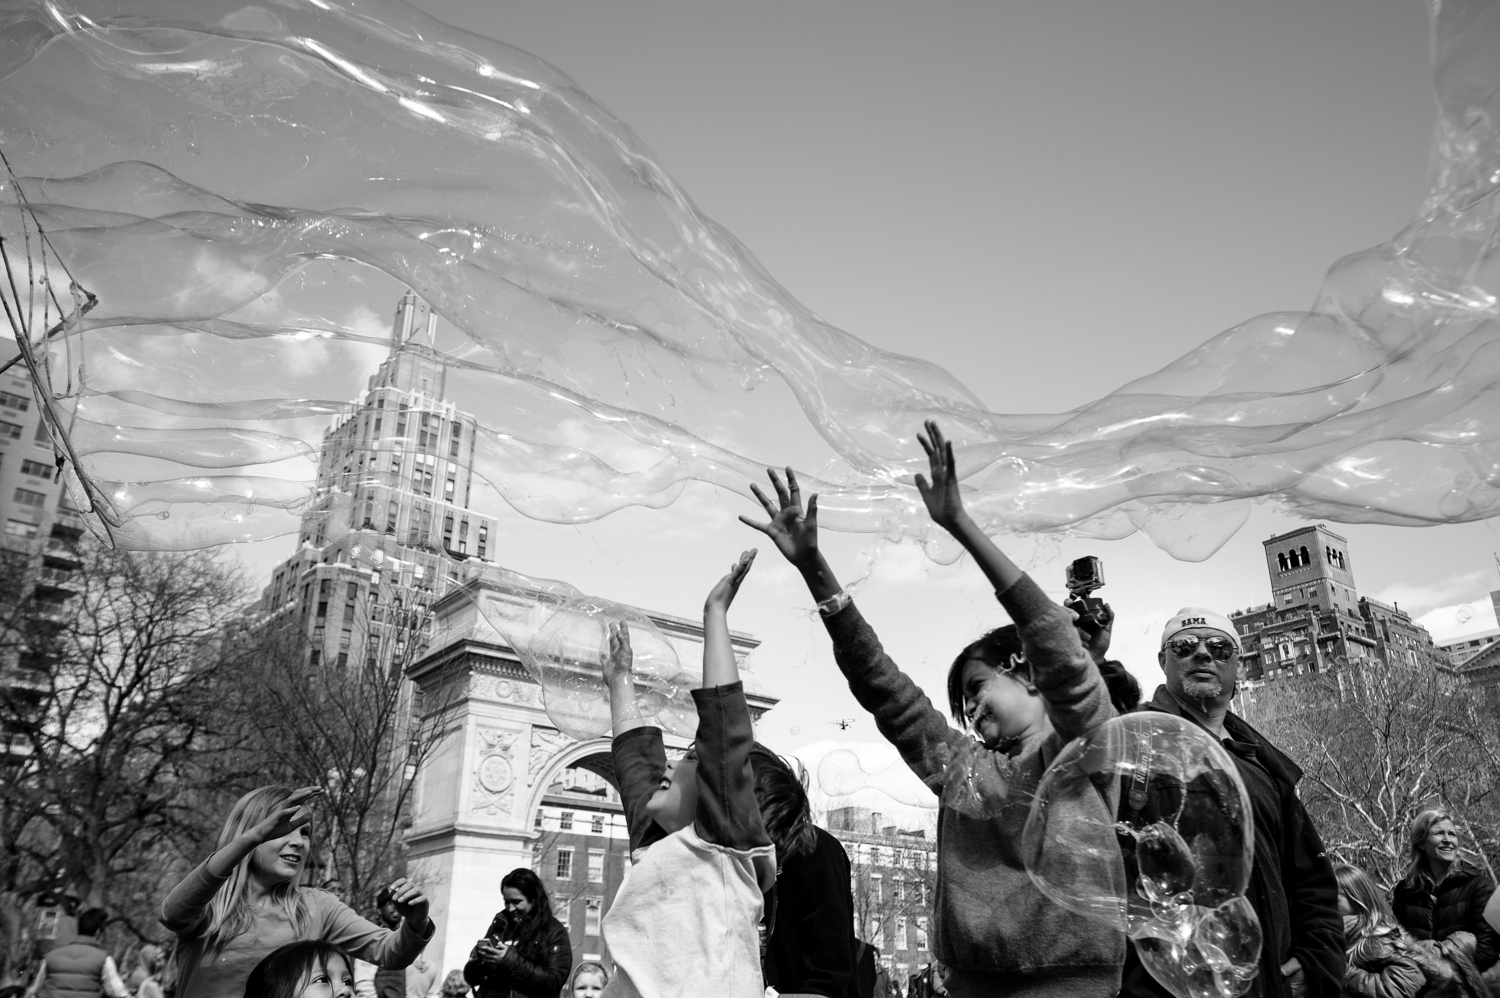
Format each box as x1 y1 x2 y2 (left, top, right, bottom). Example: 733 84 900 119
754 747 853 998
462 868 570 998
25 907 131 998
354 889 438 998
126 946 163 995
1124 609 1344 998
434 971 468 998
568 963 608 998
135 946 170 998
160 785 431 998
850 941 876 998
869 948 889 998
1391 810 1499 975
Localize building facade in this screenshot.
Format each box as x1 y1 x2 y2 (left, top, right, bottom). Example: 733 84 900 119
255 291 500 668
1230 524 1443 683
826 806 937 982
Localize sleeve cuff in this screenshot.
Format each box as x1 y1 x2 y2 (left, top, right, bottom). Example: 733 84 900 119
691 680 744 702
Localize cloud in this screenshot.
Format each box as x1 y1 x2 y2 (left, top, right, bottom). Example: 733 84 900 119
1367 570 1492 617
1416 598 1499 643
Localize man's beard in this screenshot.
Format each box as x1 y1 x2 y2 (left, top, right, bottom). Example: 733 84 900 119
1181 676 1224 700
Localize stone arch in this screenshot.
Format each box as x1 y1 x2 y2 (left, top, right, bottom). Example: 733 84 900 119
522 736 617 824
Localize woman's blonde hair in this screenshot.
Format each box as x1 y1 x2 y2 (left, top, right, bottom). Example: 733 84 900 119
194 786 309 949
1404 808 1457 885
1335 864 1404 963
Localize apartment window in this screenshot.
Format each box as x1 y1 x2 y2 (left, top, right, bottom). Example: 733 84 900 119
555 848 573 880
0 391 27 412
916 917 929 949
585 898 602 936
894 879 905 902
19 459 50 477
443 513 454 548
534 809 544 830
477 524 488 559
458 518 470 553
449 428 462 459
317 601 328 618
386 501 399 534
591 814 604 835
13 488 45 508
871 873 882 902
0 421 20 440
895 916 907 949
4 520 37 538
444 475 456 500
587 849 604 882
559 811 573 831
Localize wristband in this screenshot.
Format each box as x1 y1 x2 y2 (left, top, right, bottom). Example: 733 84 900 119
815 590 852 617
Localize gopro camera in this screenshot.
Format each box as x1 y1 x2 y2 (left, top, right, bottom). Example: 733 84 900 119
1065 556 1107 634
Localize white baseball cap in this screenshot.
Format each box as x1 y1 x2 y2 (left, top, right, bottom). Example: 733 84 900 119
1161 607 1241 651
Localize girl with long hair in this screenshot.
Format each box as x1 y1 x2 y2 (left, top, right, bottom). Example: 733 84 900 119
1390 810 1499 973
1336 865 1425 998
160 785 432 998
462 867 572 998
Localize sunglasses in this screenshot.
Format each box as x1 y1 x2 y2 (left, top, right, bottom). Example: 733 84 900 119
1166 634 1237 662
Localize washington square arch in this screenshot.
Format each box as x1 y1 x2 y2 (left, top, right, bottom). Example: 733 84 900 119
403 574 778 977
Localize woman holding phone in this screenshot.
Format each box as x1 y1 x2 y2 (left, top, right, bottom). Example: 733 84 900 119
463 868 572 998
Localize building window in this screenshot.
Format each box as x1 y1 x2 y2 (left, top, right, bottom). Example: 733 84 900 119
560 811 573 831
477 524 488 559
585 898 602 936
449 428 463 459
588 850 604 882
12 488 45 508
4 520 37 538
19 458 50 477
895 916 907 949
0 421 20 439
1277 552 1288 572
555 848 573 880
871 873 882 902
591 814 604 834
534 809 544 830
0 391 29 411
916 917 929 949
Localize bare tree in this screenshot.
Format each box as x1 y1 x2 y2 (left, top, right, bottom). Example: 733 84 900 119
0 543 252 980
223 599 455 912
1239 658 1500 889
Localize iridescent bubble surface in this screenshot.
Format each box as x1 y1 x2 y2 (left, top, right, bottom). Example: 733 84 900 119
1023 712 1260 998
1 0 1499 561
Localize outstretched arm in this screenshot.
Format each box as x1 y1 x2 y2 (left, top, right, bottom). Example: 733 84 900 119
703 550 755 688
739 469 842 604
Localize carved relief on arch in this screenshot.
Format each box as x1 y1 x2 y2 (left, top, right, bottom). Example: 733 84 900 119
529 727 572 786
471 727 519 816
468 671 540 705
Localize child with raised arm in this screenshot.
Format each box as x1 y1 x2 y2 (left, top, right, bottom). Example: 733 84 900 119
160 786 431 998
741 421 1125 998
600 551 776 998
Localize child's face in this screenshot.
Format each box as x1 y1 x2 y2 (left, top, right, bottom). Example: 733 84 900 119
644 745 698 833
572 970 606 998
959 659 1045 749
249 825 311 887
1337 891 1352 917
299 955 354 998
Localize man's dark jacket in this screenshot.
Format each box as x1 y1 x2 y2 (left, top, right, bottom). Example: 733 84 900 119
763 826 857 997
1119 686 1345 998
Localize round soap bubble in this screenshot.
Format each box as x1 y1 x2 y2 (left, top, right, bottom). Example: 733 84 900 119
1457 605 1475 624
2 0 1500 567
1023 713 1260 998
524 596 695 741
817 749 937 809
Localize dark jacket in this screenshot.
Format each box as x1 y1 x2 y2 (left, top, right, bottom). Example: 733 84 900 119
1391 859 1499 972
1121 687 1345 998
462 914 571 998
762 827 856 997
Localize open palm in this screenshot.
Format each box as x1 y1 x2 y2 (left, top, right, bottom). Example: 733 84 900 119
739 468 819 569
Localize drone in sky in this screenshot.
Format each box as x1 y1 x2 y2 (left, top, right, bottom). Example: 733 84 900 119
831 718 855 731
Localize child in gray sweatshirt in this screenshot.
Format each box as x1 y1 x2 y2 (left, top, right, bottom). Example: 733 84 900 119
743 421 1126 998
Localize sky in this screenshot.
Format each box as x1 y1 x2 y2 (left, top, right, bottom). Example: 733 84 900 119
215 0 1500 819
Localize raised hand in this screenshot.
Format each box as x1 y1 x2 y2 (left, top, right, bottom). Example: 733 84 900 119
706 550 756 613
602 621 633 688
739 468 819 570
915 420 969 534
248 786 323 843
386 877 430 932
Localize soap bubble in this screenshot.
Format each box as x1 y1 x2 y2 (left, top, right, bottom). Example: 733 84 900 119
1023 713 1260 998
789 726 801 735
3 0 1500 563
1457 605 1475 624
818 749 936 808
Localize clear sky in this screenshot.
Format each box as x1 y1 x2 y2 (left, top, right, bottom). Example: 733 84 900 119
230 0 1500 803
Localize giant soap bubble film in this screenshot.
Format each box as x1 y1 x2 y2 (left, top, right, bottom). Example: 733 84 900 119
1024 713 1260 998
1 0 1500 565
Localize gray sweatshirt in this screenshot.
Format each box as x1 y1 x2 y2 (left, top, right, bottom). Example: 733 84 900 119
821 573 1125 997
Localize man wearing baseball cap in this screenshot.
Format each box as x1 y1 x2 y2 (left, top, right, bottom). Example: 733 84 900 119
1118 608 1344 998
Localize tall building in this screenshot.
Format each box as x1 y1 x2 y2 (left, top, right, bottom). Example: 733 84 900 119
0 361 86 764
1230 524 1443 681
255 291 499 667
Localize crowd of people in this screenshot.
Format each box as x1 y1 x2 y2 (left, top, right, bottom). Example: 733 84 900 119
20 421 1500 998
